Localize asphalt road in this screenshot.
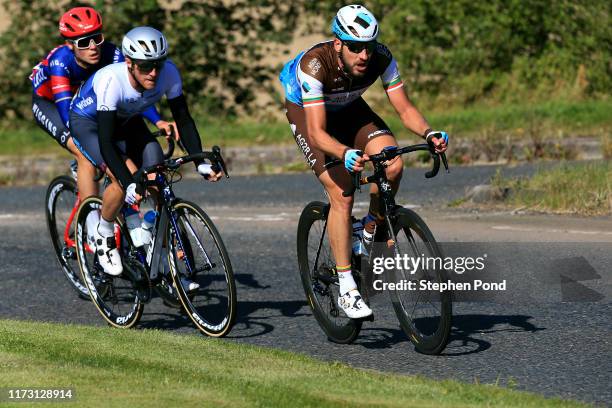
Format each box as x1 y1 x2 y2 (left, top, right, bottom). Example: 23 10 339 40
0 163 610 405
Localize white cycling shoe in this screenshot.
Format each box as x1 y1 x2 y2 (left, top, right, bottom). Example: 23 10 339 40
94 229 123 276
180 276 200 292
337 289 372 319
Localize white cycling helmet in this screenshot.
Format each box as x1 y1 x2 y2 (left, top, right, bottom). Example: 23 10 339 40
331 5 379 42
122 26 168 61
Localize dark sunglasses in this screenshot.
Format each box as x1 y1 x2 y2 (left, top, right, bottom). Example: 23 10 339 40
135 58 166 74
344 40 377 54
72 33 104 50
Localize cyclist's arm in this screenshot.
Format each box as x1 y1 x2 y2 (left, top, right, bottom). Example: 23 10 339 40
95 73 133 189
97 110 133 189
387 88 430 139
168 94 201 154
379 51 430 138
49 61 73 127
142 105 162 125
164 61 202 156
298 57 348 160
304 104 347 160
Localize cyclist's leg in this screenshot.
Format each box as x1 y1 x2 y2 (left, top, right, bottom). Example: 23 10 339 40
352 99 403 220
285 101 354 268
123 117 164 206
69 113 132 275
286 100 371 318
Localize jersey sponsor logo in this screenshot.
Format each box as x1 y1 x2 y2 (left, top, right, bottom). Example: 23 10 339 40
31 69 47 88
32 102 58 137
49 59 68 70
308 58 322 75
367 129 392 139
301 82 312 93
75 96 94 110
99 105 110 111
295 133 316 167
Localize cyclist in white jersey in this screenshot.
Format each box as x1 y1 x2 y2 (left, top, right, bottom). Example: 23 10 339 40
70 27 222 277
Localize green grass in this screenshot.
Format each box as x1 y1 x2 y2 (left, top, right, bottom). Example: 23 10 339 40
491 161 611 215
0 319 584 407
1 98 610 156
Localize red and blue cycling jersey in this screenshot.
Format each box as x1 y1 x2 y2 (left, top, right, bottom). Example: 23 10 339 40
29 42 161 127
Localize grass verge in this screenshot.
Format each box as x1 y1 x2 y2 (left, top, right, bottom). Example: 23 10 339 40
0 319 584 407
491 161 611 215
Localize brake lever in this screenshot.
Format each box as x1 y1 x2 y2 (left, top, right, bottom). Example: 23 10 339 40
441 152 450 173
212 145 229 178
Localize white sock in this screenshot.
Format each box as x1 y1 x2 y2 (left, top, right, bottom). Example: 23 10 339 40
86 210 100 239
337 265 357 296
97 217 115 238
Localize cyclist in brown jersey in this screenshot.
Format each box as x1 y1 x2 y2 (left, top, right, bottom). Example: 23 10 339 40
279 5 448 318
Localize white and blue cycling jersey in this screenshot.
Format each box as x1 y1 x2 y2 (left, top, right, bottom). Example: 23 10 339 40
71 59 182 122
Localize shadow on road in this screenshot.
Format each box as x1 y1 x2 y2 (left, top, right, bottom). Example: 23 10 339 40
441 314 546 356
229 299 309 339
348 314 546 354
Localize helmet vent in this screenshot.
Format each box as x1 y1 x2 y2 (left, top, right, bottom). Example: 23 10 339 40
348 26 360 38
72 14 81 22
138 40 151 53
65 23 75 32
354 16 370 29
151 40 158 52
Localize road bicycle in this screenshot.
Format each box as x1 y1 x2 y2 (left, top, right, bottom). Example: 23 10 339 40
297 142 452 354
45 131 175 299
74 146 236 336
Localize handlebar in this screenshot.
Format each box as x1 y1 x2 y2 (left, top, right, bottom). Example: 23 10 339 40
133 145 229 187
151 128 175 160
342 143 449 197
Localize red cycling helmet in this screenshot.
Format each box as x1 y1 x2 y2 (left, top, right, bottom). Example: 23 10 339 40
59 7 103 39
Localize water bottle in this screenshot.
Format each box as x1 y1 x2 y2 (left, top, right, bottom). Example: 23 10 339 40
352 219 368 256
124 206 144 247
140 210 158 248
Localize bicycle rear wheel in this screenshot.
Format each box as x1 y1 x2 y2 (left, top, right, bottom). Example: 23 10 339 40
167 200 236 337
297 201 362 344
45 175 89 299
386 208 451 354
75 197 143 328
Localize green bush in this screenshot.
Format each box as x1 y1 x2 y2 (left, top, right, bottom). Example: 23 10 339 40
310 1 611 108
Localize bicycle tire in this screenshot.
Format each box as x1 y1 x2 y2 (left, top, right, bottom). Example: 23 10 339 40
167 200 236 337
386 207 452 355
297 201 362 344
45 175 91 299
75 196 144 328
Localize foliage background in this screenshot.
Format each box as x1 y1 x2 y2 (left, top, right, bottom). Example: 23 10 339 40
0 0 609 122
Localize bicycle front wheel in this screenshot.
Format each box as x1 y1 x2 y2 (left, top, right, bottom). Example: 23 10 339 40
167 200 236 337
297 201 362 344
387 208 452 354
75 197 143 328
45 175 89 299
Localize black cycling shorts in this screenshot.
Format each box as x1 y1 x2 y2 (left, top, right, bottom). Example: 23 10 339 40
31 94 71 148
285 97 393 176
69 112 163 173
